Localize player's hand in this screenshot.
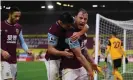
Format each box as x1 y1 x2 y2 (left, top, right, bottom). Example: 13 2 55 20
26 49 32 55
1 50 10 59
70 32 81 41
64 49 74 58
87 69 94 80
91 63 100 73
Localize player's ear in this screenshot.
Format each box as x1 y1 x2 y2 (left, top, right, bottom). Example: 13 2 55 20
60 20 63 24
74 16 77 19
59 20 64 26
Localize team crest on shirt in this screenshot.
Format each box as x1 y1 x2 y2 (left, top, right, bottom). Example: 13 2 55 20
5 29 8 33
50 36 57 43
16 29 19 34
50 36 55 41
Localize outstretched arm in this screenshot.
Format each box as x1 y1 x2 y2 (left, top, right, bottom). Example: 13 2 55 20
84 47 100 73
84 47 95 64
65 38 93 78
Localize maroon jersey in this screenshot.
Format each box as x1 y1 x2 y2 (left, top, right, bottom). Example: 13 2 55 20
1 20 22 64
60 27 87 69
45 22 67 60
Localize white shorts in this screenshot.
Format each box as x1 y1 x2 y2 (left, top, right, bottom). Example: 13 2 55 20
62 67 88 80
1 61 17 80
44 59 61 80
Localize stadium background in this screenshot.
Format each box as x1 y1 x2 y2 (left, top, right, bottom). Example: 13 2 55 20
1 1 133 80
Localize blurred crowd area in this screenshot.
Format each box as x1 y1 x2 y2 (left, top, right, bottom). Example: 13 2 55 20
1 10 133 35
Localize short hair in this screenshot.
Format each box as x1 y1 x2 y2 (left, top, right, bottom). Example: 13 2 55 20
111 31 117 36
59 12 74 24
75 8 88 16
8 6 21 14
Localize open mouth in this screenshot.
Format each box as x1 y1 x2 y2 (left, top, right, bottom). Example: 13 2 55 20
80 24 84 26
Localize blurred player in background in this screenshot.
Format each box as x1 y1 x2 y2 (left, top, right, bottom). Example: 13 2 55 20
91 37 104 64
106 31 127 80
1 6 32 80
60 8 99 80
45 12 89 80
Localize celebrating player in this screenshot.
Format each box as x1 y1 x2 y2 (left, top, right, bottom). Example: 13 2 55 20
45 12 89 80
1 6 32 80
60 8 99 80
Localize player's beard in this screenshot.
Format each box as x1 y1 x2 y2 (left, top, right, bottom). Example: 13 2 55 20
75 21 85 29
10 16 18 24
78 24 85 29
11 18 17 24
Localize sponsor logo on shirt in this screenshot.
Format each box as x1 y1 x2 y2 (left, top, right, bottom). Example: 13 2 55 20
7 35 17 44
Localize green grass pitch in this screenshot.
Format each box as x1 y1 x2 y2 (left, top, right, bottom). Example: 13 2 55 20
17 61 133 80
17 61 48 80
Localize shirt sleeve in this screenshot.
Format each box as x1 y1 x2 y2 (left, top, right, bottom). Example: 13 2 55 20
65 38 80 49
48 33 58 46
65 30 80 49
19 30 28 51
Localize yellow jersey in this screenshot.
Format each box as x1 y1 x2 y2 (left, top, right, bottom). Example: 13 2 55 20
108 37 123 60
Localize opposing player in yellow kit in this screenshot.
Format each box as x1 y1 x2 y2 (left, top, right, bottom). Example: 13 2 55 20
106 31 127 80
